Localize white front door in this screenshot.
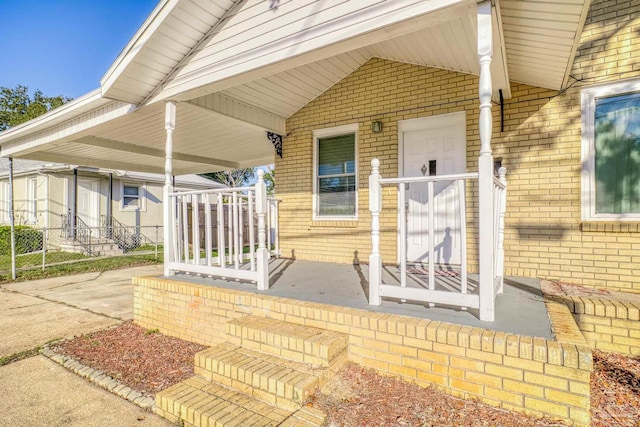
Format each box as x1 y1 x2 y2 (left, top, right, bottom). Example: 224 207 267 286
77 179 99 229
400 113 466 265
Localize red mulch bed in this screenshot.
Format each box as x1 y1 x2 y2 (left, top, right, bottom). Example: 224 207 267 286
52 322 640 426
591 350 640 427
51 321 207 395
312 362 567 427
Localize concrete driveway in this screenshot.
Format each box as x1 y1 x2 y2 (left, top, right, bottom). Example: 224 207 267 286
0 265 170 427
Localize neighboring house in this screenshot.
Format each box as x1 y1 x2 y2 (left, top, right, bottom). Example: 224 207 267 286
1 1 639 425
0 158 223 229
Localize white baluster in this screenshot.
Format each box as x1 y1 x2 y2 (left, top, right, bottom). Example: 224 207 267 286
399 183 407 288
496 167 507 294
192 193 200 265
458 180 468 296
217 192 225 268
227 194 233 265
233 191 240 269
204 193 212 267
249 191 256 271
182 195 189 263
427 180 435 307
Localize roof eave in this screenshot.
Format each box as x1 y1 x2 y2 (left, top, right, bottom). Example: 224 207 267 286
100 0 176 102
0 89 108 146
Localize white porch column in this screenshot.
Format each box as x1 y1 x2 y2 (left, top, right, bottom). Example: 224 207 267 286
163 101 176 276
255 169 269 290
368 159 382 305
478 1 495 322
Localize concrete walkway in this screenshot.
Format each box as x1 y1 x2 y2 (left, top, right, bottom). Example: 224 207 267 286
0 265 170 427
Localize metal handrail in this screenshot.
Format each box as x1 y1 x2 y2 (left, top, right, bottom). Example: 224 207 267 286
73 215 93 256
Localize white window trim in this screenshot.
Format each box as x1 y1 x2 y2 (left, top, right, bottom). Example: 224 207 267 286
119 181 147 212
581 79 640 221
312 123 359 220
26 177 38 224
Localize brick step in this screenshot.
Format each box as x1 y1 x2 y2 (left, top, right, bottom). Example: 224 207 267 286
195 343 344 411
225 316 348 367
155 376 325 427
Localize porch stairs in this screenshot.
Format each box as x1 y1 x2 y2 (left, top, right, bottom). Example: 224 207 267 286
59 237 123 256
155 316 348 426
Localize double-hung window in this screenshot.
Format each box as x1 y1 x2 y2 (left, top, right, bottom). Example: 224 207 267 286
582 80 640 220
121 182 145 211
313 124 358 219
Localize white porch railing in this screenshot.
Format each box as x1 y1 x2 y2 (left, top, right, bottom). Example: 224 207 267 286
165 170 278 290
368 159 507 321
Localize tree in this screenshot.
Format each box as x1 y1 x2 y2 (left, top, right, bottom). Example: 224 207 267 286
0 85 72 131
201 168 256 188
263 167 275 195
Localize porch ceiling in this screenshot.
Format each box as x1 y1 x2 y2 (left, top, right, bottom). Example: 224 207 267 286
175 0 589 118
10 102 277 175
215 12 496 118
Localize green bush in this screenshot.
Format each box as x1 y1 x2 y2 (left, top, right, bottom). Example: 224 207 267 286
0 226 43 255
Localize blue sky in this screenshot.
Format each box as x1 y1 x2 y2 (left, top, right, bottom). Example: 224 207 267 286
0 0 158 99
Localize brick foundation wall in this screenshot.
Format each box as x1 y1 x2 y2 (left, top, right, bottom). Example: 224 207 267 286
134 276 592 426
551 294 640 356
275 0 640 293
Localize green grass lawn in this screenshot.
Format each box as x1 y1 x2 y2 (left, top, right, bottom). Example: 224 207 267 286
0 251 87 270
0 252 162 284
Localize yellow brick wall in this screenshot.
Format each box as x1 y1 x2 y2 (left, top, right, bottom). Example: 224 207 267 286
278 58 482 267
275 0 640 293
134 276 592 426
556 294 640 356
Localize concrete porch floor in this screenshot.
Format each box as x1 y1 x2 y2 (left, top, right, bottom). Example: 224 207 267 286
171 258 553 339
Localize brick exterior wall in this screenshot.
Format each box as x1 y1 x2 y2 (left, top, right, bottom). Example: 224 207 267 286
548 293 640 356
134 276 593 426
275 0 640 293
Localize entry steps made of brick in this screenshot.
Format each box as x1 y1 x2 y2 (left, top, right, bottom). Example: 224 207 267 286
155 315 349 427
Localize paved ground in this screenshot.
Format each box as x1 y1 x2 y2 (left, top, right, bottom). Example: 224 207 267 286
3 265 163 320
0 265 170 427
1 356 170 427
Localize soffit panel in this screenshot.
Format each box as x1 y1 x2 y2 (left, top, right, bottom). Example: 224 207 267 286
219 50 372 117
213 13 487 118
501 0 589 90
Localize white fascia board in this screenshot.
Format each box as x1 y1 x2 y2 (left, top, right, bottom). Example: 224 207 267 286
100 0 176 97
0 164 70 179
152 0 473 103
121 171 224 189
0 89 107 145
491 0 511 100
561 0 592 89
0 101 137 158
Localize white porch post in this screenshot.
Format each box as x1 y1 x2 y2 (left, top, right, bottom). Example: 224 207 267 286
8 157 16 280
163 101 176 276
369 159 382 305
255 169 269 290
478 2 495 321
